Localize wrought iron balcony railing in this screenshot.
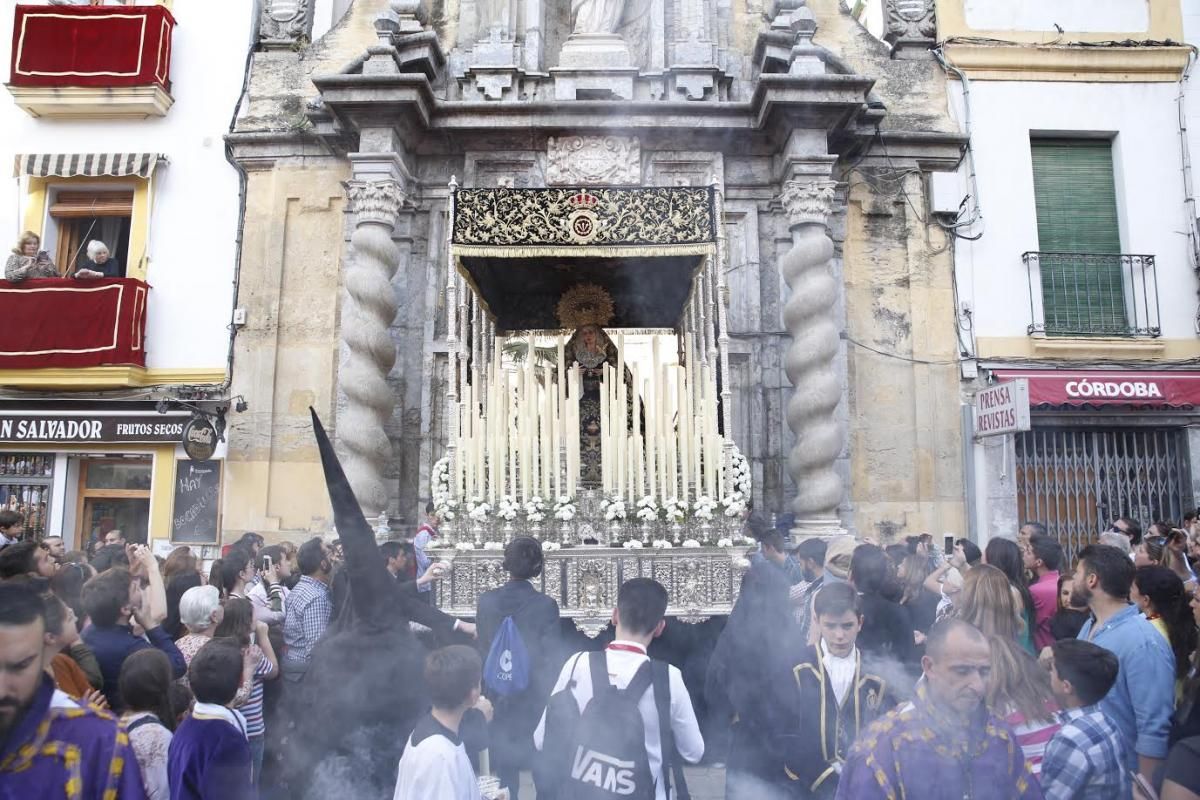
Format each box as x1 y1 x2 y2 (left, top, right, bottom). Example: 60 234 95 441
1023 251 1161 338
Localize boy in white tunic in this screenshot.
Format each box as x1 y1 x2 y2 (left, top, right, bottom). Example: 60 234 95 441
394 645 486 800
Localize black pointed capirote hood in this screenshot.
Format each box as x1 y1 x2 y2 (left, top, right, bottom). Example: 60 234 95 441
310 407 401 631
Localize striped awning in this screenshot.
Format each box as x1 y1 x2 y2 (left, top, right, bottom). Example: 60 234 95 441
13 153 166 180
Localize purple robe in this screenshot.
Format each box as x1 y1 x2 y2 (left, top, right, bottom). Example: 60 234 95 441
834 682 1043 800
0 675 146 800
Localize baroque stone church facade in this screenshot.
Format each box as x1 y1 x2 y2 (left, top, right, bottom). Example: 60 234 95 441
224 0 966 542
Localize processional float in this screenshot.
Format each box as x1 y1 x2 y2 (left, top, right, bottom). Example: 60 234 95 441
430 181 752 633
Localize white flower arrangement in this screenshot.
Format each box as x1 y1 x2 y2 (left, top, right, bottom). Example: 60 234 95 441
693 495 718 522
717 537 733 547
722 491 748 518
635 496 659 522
651 539 673 549
467 498 492 522
602 495 627 521
730 448 752 496
553 495 577 522
682 539 702 548
430 457 458 521
740 534 756 545
496 495 519 522
454 542 476 551
542 541 561 551
483 541 503 550
622 540 643 549
524 496 546 523
663 496 687 523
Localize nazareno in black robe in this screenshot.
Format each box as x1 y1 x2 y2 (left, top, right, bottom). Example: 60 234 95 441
275 410 431 800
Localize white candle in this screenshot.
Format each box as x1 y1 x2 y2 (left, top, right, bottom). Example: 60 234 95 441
632 364 642 501
676 365 688 502
542 370 552 498
600 365 610 493
616 333 626 500
570 366 581 495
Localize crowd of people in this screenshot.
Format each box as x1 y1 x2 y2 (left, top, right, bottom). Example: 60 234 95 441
4 471 1200 800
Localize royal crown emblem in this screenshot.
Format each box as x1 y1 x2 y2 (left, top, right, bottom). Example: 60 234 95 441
564 189 603 244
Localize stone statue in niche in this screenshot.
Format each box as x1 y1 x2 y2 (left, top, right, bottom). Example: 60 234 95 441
571 0 625 34
259 0 314 46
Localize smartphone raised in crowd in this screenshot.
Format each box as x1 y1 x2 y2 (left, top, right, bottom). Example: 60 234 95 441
944 534 955 555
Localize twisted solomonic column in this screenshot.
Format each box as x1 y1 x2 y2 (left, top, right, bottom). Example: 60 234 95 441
778 180 845 537
340 179 404 518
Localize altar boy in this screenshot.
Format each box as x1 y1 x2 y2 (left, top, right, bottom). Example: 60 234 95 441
775 582 896 799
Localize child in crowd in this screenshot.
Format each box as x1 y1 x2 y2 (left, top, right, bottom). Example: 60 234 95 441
394 645 488 800
1041 638 1126 800
167 637 254 800
778 581 896 798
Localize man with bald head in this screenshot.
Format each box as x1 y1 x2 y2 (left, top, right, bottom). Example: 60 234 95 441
835 619 1044 799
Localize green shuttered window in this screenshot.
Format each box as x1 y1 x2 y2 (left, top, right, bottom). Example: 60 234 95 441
1030 139 1127 336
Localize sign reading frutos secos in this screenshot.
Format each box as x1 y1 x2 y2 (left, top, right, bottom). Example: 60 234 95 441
973 379 1031 439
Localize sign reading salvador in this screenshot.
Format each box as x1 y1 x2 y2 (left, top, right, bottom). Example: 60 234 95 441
0 413 188 444
973 380 1031 439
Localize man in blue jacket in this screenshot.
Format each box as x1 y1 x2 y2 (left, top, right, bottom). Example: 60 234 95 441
81 546 186 710
1073 543 1175 784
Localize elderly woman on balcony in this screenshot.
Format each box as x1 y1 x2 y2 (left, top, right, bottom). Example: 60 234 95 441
5 231 58 283
74 240 122 279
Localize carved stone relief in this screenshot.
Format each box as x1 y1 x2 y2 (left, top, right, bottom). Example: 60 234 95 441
884 0 936 48
545 136 641 185
259 0 314 48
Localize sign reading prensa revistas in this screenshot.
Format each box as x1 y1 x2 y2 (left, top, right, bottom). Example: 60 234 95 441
973 379 1031 439
0 413 189 444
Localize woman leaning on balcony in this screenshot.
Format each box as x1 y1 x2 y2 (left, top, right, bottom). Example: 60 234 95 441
73 240 122 280
5 231 59 283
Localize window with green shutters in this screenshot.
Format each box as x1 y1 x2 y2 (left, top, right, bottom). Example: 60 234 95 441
1029 139 1128 336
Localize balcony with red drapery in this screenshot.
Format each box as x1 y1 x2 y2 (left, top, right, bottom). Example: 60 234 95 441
6 3 176 118
0 278 149 370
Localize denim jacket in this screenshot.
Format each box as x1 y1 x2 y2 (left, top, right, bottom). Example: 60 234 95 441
1078 604 1174 769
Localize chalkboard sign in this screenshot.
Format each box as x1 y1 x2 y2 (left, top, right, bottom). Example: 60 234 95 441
171 459 221 543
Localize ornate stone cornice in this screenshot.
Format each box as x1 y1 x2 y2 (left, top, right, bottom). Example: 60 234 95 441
345 180 405 225
779 180 836 226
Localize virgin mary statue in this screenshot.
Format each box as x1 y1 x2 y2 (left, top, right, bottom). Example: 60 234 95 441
559 285 635 486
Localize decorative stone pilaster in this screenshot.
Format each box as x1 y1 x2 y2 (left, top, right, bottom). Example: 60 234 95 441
341 179 405 518
884 0 936 59
778 180 844 538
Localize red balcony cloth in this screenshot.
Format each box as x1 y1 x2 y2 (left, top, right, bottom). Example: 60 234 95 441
0 278 149 369
10 4 175 89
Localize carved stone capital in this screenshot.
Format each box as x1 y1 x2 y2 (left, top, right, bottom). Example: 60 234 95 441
884 0 936 47
345 180 405 226
779 180 836 227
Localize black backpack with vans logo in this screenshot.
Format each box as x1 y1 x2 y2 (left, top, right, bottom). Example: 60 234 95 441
536 650 690 800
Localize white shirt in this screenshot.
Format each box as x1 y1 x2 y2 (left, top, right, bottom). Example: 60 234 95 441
533 641 705 800
820 641 857 707
247 579 288 625
394 714 482 800
191 702 248 739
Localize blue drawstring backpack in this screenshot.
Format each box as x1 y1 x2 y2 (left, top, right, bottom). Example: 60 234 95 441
484 615 531 695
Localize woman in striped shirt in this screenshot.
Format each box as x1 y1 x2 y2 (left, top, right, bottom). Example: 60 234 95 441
215 596 279 787
986 634 1061 776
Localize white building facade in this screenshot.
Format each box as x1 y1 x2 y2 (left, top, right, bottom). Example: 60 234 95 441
0 0 271 551
936 0 1200 552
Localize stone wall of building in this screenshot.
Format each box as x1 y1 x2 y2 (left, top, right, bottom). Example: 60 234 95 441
225 0 966 541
